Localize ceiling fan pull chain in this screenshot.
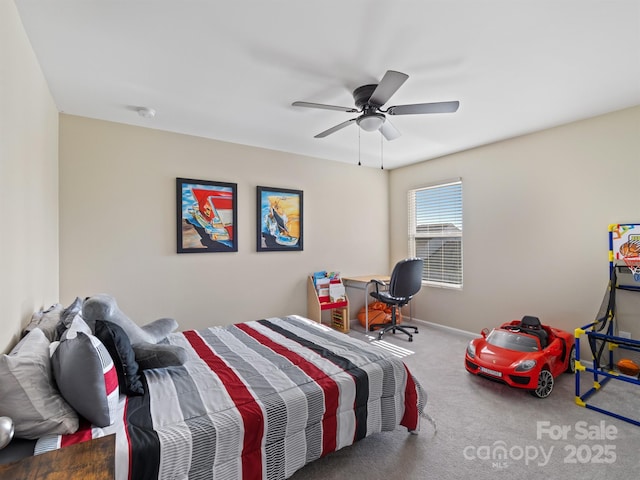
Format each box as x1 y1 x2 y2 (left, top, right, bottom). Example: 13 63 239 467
358 127 361 166
380 132 384 170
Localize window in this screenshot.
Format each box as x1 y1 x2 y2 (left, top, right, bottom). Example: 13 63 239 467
408 179 462 288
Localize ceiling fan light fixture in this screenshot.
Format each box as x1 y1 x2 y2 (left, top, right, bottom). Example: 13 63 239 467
356 113 385 132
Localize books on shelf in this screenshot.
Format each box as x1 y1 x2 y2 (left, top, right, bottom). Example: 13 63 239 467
329 282 346 302
312 271 344 303
316 277 330 299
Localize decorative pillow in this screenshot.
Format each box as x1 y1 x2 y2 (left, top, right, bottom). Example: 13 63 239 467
50 329 119 427
55 297 85 339
0 328 79 439
66 314 92 335
132 342 189 370
22 304 63 341
94 320 144 396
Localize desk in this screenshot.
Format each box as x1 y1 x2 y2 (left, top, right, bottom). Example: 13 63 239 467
343 275 390 332
0 434 115 479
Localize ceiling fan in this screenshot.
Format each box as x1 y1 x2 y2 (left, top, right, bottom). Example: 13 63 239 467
292 70 459 141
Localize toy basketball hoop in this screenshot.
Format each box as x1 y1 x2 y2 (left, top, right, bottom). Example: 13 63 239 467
622 255 640 282
609 225 640 285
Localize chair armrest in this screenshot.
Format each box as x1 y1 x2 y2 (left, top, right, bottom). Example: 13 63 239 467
370 278 387 295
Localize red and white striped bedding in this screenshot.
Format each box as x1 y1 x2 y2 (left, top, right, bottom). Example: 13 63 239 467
37 315 425 480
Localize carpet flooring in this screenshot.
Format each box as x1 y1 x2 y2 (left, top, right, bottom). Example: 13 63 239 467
289 320 640 480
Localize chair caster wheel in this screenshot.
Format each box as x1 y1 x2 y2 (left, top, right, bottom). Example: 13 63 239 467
415 328 419 333
408 336 413 342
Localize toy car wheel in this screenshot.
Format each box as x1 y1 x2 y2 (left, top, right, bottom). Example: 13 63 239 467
531 368 554 398
566 346 576 373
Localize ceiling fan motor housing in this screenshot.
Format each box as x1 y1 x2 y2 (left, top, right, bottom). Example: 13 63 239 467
353 84 380 108
353 84 387 131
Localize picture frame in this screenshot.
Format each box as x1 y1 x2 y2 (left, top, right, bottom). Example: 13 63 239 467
257 186 303 252
177 177 238 253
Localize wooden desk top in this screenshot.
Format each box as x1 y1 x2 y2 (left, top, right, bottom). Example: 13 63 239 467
342 275 390 283
0 434 115 480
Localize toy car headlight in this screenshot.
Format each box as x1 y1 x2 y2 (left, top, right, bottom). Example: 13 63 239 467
515 359 536 372
466 342 476 359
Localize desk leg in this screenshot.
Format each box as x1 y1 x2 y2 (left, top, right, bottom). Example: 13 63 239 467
365 281 371 333
343 278 384 337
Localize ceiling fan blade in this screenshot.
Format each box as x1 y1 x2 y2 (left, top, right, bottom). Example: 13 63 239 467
387 100 460 116
314 118 357 138
368 70 409 107
379 119 401 141
292 101 358 113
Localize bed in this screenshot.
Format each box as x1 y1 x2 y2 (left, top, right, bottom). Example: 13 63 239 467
3 315 425 480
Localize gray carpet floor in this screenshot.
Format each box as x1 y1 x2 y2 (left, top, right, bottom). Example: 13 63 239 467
290 320 640 480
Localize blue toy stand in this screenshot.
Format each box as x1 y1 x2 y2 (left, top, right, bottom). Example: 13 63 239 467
574 224 640 426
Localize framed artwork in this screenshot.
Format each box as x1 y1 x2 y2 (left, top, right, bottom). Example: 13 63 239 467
176 177 237 253
257 186 303 252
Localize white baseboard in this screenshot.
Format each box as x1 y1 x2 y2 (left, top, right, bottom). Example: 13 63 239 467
408 317 478 339
348 312 479 340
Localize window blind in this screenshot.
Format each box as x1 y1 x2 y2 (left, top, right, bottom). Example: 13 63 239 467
408 179 463 288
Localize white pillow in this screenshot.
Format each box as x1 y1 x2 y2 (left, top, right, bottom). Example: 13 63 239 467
0 328 79 439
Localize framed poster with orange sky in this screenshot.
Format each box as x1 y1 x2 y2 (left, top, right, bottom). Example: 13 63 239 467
257 186 303 252
177 178 237 253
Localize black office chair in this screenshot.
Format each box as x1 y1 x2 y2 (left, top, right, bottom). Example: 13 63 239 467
369 257 424 342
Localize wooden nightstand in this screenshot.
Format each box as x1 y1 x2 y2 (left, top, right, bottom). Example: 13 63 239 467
0 434 115 479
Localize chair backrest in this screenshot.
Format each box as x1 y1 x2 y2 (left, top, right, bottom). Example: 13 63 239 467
388 258 424 301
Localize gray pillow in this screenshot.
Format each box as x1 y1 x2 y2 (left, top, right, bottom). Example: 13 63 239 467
132 342 188 370
56 297 85 339
51 329 119 427
0 328 79 439
22 304 63 342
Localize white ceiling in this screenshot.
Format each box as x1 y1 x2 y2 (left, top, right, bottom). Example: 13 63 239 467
14 0 640 170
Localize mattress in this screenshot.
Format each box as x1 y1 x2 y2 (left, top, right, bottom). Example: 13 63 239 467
34 315 426 480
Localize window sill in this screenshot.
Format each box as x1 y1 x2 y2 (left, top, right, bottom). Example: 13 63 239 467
423 280 462 290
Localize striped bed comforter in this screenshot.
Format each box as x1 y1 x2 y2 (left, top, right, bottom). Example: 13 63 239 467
38 315 426 480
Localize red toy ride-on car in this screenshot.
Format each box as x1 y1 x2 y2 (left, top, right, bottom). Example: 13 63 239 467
465 315 575 398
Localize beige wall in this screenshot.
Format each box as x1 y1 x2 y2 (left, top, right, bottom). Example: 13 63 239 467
59 115 389 330
5 0 640 346
0 1 59 352
390 106 640 336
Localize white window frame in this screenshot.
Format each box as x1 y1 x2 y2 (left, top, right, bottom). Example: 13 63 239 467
408 179 463 289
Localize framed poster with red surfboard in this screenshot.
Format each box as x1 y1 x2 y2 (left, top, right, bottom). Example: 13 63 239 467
177 178 238 253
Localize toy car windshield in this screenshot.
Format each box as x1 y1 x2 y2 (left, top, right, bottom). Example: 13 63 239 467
486 330 539 352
